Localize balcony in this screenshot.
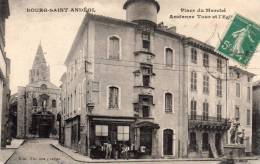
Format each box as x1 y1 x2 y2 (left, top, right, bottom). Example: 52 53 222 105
188 115 231 131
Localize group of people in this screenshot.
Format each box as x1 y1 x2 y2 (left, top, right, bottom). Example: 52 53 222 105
91 140 132 159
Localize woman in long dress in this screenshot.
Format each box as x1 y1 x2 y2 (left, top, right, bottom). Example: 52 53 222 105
231 24 255 57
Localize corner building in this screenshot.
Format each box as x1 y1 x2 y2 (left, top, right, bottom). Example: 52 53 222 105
61 0 188 158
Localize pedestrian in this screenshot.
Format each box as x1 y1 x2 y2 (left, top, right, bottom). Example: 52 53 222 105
105 140 112 159
121 143 129 159
119 143 123 159
112 141 119 159
125 144 129 160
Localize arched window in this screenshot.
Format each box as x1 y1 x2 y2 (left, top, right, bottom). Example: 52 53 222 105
165 93 173 112
33 98 37 107
108 36 120 60
41 84 47 90
163 129 174 155
52 100 56 108
108 86 119 109
165 48 173 67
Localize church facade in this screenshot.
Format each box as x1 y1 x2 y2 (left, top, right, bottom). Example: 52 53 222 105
16 44 61 138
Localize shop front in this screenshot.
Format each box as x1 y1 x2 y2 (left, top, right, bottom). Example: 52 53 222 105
88 116 160 159
89 115 136 159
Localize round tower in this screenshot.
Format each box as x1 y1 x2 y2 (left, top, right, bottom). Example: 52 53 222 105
123 0 160 25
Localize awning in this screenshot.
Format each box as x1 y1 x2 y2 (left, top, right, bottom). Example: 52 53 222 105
134 121 160 129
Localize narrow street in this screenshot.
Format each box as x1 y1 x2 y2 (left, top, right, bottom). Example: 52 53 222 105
6 139 82 164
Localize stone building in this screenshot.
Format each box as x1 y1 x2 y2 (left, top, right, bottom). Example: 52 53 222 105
16 44 61 138
61 0 188 158
184 38 230 158
227 66 254 156
252 80 260 154
60 0 254 159
0 0 11 148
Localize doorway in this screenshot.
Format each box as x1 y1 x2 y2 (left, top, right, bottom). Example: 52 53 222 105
163 129 173 155
140 127 153 155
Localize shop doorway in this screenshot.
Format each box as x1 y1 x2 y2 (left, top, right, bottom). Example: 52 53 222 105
140 127 152 155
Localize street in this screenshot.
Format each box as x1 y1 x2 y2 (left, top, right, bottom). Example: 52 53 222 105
6 139 82 164
6 138 260 164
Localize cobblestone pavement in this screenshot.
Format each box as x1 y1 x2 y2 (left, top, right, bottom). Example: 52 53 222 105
6 139 82 164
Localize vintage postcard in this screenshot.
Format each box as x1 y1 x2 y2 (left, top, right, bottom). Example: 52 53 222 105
0 0 260 163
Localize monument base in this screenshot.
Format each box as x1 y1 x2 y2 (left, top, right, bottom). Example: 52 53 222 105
224 144 245 157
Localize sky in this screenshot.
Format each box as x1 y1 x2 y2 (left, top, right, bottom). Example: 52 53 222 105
5 0 260 93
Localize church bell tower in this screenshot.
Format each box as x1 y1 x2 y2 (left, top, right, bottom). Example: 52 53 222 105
29 43 50 83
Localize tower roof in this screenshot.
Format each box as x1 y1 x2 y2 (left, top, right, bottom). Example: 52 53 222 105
32 43 47 68
123 0 160 12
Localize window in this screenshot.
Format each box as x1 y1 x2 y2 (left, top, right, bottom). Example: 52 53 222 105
143 75 150 87
142 33 150 51
247 109 251 125
117 126 129 141
108 36 120 60
247 87 251 101
203 102 209 121
217 104 222 121
41 84 47 90
165 93 173 112
139 95 153 118
190 100 197 120
191 48 197 64
139 95 153 106
191 71 197 91
236 83 240 97
203 53 209 67
33 98 37 107
217 58 222 72
165 48 173 67
142 106 150 118
235 106 240 121
141 65 152 87
203 75 209 94
52 100 56 108
108 86 119 109
202 133 209 151
216 78 222 97
95 125 108 136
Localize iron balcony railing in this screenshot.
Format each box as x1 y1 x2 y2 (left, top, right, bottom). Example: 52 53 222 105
188 115 231 130
189 115 227 122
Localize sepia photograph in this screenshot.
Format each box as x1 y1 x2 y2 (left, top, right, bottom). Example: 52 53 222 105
0 0 260 163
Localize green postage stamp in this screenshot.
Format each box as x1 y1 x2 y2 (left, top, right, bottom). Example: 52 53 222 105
217 14 260 65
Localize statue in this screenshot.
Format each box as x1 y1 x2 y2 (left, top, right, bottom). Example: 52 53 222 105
42 99 47 111
237 128 245 144
230 118 245 144
230 119 239 144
